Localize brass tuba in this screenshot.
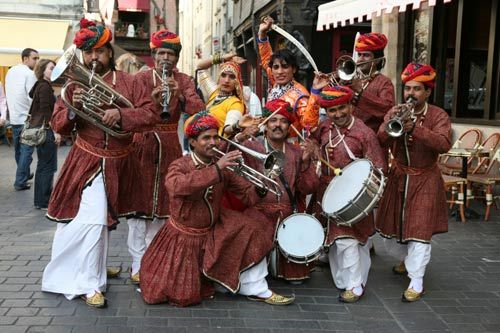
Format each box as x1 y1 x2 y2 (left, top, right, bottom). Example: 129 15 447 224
212 136 285 198
51 45 133 138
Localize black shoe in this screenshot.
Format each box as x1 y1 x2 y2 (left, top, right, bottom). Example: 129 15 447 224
28 172 34 180
14 184 31 191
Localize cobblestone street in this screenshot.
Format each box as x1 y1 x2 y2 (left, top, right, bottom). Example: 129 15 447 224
1 144 499 333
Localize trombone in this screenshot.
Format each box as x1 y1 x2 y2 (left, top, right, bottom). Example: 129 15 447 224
329 55 386 85
212 136 284 198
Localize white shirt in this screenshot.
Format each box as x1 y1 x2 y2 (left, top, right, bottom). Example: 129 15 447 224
243 86 262 117
5 64 36 125
0 82 7 121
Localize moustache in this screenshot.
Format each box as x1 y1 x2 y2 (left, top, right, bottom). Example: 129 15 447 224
272 127 284 133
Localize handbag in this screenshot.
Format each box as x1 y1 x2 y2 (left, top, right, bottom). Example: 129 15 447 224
20 116 47 146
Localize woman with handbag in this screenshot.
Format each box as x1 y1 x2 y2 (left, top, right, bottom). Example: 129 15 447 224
26 59 61 210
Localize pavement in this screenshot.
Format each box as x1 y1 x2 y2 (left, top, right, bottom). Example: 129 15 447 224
0 143 500 333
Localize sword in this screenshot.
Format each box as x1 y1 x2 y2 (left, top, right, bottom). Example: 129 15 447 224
271 24 319 73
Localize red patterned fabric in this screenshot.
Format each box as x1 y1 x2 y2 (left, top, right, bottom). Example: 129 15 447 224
240 139 319 280
376 104 451 242
311 118 387 245
123 68 205 218
355 33 388 52
140 155 273 306
353 73 395 133
47 71 159 227
401 62 436 89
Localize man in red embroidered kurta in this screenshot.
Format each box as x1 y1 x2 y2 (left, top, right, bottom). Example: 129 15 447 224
376 63 451 302
140 112 295 307
42 20 159 308
124 29 205 284
311 86 386 303
234 99 319 282
257 16 318 135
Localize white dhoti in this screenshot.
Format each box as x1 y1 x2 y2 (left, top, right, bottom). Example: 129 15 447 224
237 259 272 298
42 173 108 300
127 217 165 275
383 238 431 292
329 238 371 294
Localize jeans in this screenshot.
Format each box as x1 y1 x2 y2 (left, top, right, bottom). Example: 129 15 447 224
13 125 35 189
34 130 58 208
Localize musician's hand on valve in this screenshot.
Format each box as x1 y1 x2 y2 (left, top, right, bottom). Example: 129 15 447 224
350 78 363 93
151 85 165 106
387 105 400 119
403 118 415 134
102 108 121 128
216 150 242 170
167 76 179 98
72 88 85 109
258 16 274 38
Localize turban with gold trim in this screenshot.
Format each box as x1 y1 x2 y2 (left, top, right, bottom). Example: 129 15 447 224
355 33 388 52
401 62 436 88
150 29 182 55
73 19 113 51
317 86 354 108
184 111 219 138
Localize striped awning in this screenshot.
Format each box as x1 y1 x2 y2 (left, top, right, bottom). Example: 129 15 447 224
317 0 453 31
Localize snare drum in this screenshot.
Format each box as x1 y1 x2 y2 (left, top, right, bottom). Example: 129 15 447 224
274 213 325 264
321 159 385 226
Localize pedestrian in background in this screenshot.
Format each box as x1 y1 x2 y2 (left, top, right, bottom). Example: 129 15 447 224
243 85 262 117
28 59 60 210
5 48 39 190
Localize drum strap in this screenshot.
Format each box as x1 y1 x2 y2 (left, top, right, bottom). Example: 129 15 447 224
279 173 297 213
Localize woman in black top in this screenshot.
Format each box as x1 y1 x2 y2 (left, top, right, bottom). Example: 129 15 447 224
28 59 59 210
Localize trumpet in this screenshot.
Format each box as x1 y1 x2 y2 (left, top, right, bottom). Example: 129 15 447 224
212 136 284 198
160 63 172 120
385 97 417 138
51 45 132 138
329 55 386 85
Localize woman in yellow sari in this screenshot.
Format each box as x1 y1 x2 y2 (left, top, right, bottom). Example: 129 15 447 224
197 53 260 137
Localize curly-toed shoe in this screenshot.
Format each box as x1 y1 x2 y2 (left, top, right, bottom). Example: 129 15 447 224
130 272 140 285
402 288 425 302
247 292 295 305
106 266 122 278
392 261 407 275
82 292 106 308
339 289 363 303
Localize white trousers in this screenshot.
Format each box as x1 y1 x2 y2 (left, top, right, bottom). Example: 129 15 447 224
329 238 371 291
236 259 271 298
383 238 431 291
42 173 108 300
127 217 165 275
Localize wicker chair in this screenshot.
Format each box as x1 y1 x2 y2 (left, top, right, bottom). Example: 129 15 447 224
440 128 482 176
467 152 500 221
443 174 467 223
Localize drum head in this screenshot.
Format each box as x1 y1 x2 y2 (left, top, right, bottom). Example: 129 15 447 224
322 159 372 214
276 214 324 258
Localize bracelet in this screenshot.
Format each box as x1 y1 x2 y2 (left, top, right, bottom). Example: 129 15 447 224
212 52 222 65
232 122 241 133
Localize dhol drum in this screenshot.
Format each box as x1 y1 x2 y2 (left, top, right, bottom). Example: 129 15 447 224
321 158 385 226
270 213 325 273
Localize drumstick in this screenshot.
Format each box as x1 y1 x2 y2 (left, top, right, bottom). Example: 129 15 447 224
290 124 342 176
258 106 283 130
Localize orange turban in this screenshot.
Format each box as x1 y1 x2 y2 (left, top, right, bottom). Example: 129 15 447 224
150 29 182 55
401 62 436 88
73 19 112 51
317 86 354 108
355 33 388 52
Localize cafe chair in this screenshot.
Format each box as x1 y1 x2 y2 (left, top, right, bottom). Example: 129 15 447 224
467 153 500 221
440 128 482 176
443 174 467 223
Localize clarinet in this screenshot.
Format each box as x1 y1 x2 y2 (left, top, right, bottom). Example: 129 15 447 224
160 63 171 120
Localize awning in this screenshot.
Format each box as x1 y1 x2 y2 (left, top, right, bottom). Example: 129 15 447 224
317 0 453 31
0 17 70 67
117 0 150 12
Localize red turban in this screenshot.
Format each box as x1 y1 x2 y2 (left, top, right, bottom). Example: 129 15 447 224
355 33 388 52
184 111 219 138
150 29 182 55
317 86 353 108
262 99 296 123
401 62 436 88
73 19 112 51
